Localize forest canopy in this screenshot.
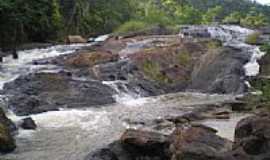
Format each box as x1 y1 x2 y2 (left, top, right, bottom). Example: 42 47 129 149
0 0 269 49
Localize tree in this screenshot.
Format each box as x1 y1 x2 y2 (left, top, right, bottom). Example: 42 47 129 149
222 11 243 24
240 9 268 28
202 6 223 24
174 5 202 24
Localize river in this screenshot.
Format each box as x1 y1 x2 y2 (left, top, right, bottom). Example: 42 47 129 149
0 25 263 160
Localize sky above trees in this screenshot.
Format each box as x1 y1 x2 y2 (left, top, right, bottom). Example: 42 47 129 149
256 0 270 5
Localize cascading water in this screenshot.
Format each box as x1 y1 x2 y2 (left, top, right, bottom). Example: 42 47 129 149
181 25 266 77
0 29 256 160
0 44 93 89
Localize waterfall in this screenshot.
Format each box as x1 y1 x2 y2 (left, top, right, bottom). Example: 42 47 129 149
181 25 266 77
102 80 147 106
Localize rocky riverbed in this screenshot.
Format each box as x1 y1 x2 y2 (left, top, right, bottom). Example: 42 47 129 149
0 25 270 160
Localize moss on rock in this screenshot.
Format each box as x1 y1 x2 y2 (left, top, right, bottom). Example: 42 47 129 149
0 123 16 153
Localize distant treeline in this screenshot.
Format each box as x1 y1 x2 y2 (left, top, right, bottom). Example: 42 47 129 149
0 0 269 49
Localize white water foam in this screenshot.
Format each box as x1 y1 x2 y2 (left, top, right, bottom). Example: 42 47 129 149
102 80 149 106
94 34 110 42
244 47 266 76
207 26 266 77
182 25 265 77
0 43 93 89
30 109 110 131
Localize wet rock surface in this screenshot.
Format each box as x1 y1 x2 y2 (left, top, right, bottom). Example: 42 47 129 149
1 25 267 159
0 108 16 153
3 72 115 116
170 124 232 160
87 113 270 160
189 47 249 94
0 108 16 133
38 34 250 95
85 129 170 160
233 113 270 159
120 129 170 159
86 125 233 160
20 117 37 130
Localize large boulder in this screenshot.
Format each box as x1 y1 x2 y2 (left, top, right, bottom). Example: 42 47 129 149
0 123 16 153
0 108 16 133
170 125 232 160
84 148 119 160
233 113 270 159
65 35 87 44
4 72 115 116
120 129 170 159
189 47 249 94
85 129 170 160
0 108 16 153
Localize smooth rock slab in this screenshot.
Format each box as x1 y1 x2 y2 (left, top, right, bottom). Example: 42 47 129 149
4 72 115 116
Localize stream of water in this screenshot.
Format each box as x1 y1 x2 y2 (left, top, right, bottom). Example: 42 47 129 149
0 26 264 160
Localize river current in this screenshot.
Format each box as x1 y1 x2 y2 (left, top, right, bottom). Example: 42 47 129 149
1 25 264 160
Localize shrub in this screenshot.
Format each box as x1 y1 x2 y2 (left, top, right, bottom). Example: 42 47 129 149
240 13 268 28
206 40 222 49
250 78 270 111
245 32 261 45
260 43 270 54
114 20 150 34
222 12 242 24
178 51 191 66
142 60 171 84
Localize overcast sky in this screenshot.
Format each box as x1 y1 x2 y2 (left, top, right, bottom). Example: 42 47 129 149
256 0 270 5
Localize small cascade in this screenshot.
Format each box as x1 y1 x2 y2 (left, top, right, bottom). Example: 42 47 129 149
181 25 266 77
102 80 147 106
0 43 93 89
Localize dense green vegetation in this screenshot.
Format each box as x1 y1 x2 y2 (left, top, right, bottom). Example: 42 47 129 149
0 0 269 49
261 43 270 54
245 32 261 44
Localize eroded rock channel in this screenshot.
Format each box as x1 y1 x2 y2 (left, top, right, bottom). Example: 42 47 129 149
0 25 269 160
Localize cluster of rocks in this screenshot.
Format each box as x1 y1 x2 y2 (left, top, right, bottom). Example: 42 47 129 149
86 113 270 160
1 25 268 157
1 32 251 118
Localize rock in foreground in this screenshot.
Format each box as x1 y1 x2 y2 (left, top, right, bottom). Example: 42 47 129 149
86 125 234 160
0 108 16 153
234 113 270 159
170 125 232 160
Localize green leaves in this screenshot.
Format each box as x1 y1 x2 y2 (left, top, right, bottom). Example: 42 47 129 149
202 6 223 24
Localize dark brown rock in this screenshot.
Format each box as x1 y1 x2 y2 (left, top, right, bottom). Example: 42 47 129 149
234 114 270 156
0 123 16 153
65 35 87 43
0 108 16 153
21 117 37 130
65 51 119 68
170 125 232 160
0 108 16 133
120 129 170 159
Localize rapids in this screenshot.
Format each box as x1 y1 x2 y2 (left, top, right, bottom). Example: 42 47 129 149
0 26 264 160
